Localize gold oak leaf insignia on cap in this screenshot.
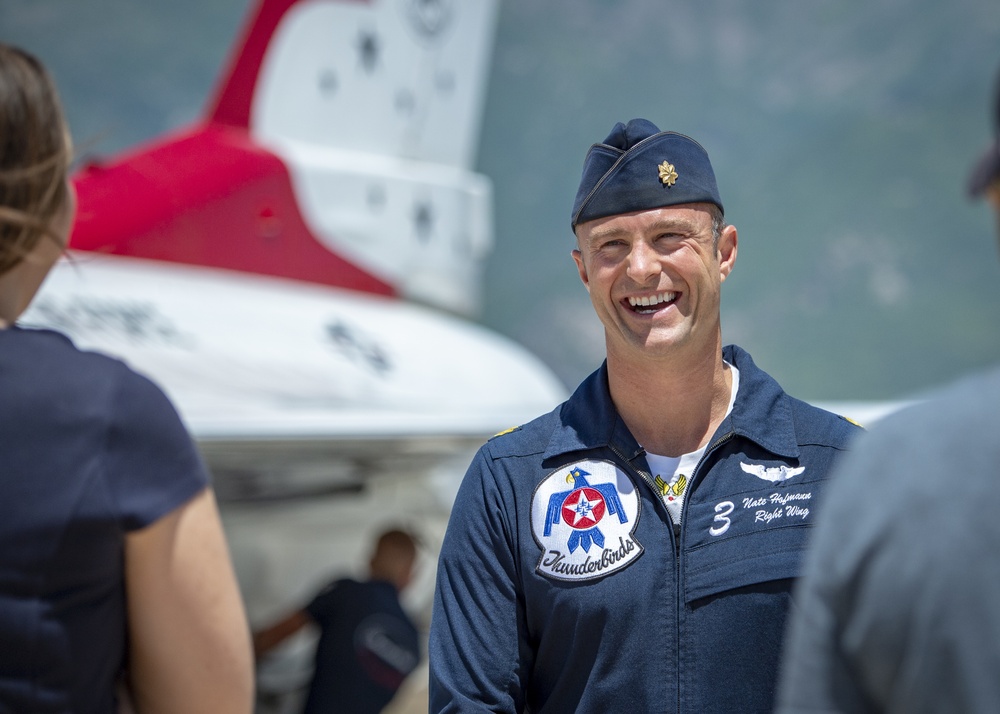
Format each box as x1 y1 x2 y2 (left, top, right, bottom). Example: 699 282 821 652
657 160 678 187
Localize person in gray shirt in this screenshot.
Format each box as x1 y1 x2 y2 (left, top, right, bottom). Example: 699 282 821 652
775 66 1000 714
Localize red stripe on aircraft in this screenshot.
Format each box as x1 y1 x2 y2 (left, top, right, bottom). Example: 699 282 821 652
69 124 395 297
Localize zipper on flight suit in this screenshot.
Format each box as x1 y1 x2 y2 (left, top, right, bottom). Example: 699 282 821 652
607 442 685 712
609 431 735 554
607 443 666 541
610 431 735 713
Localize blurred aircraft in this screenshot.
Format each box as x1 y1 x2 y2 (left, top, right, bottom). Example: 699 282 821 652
21 0 564 710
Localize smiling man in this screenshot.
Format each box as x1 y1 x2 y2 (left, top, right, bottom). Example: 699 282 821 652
429 119 861 713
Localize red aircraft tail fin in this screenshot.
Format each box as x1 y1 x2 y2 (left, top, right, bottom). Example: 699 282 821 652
73 0 500 314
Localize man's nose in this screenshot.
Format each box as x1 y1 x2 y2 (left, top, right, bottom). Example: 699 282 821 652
626 241 659 283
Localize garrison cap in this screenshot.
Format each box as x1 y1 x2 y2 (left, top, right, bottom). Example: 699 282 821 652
968 68 1000 197
571 118 723 229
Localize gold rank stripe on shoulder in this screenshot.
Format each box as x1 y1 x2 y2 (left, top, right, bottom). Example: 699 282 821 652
491 425 521 439
840 414 865 429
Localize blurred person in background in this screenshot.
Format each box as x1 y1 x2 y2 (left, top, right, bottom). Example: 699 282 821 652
775 66 1000 714
254 528 421 714
0 43 253 714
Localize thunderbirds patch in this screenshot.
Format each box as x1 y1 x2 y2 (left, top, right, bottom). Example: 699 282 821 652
531 461 643 581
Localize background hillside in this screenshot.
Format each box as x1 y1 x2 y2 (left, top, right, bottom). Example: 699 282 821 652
3 0 1000 401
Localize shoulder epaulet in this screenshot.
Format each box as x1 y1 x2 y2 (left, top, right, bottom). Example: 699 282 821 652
490 425 522 440
839 414 865 429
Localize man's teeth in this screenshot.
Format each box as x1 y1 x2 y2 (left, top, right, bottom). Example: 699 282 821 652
628 292 676 308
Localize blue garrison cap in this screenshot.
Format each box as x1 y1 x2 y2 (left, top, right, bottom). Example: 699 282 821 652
571 118 723 229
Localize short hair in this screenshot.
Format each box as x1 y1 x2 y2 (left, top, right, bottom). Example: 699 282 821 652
369 528 419 589
374 528 418 563
709 203 727 250
0 44 72 276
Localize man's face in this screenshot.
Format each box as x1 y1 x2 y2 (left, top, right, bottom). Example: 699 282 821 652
572 203 737 363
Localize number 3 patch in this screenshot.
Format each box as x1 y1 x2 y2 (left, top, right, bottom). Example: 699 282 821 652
709 500 734 536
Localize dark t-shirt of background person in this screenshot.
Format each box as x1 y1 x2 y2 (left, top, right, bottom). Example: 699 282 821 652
303 577 420 714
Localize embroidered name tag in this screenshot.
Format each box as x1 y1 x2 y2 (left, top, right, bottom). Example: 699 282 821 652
531 460 643 581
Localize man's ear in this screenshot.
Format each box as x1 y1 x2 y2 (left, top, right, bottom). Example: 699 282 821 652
718 225 738 282
572 249 591 292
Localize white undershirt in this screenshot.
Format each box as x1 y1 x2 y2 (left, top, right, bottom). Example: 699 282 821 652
644 363 740 525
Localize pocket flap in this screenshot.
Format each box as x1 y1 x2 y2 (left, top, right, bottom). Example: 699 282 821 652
683 524 806 602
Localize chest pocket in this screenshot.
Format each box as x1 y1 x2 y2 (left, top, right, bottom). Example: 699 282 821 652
680 482 819 603
682 521 806 602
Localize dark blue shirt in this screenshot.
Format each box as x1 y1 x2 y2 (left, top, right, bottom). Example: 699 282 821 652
0 327 209 713
304 578 420 714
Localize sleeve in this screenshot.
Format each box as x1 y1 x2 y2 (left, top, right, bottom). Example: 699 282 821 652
304 579 346 625
428 449 529 714
103 365 210 531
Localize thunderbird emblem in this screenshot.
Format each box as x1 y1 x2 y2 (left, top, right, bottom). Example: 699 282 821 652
543 468 626 553
531 461 643 581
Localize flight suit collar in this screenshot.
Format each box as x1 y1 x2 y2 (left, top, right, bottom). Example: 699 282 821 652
543 345 800 461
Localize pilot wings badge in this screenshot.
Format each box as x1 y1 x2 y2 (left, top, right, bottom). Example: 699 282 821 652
740 461 805 483
531 461 643 581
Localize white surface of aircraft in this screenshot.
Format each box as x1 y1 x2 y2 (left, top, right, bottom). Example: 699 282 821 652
22 0 564 710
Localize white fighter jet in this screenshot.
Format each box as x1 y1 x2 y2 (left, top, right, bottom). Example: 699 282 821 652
23 0 564 709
